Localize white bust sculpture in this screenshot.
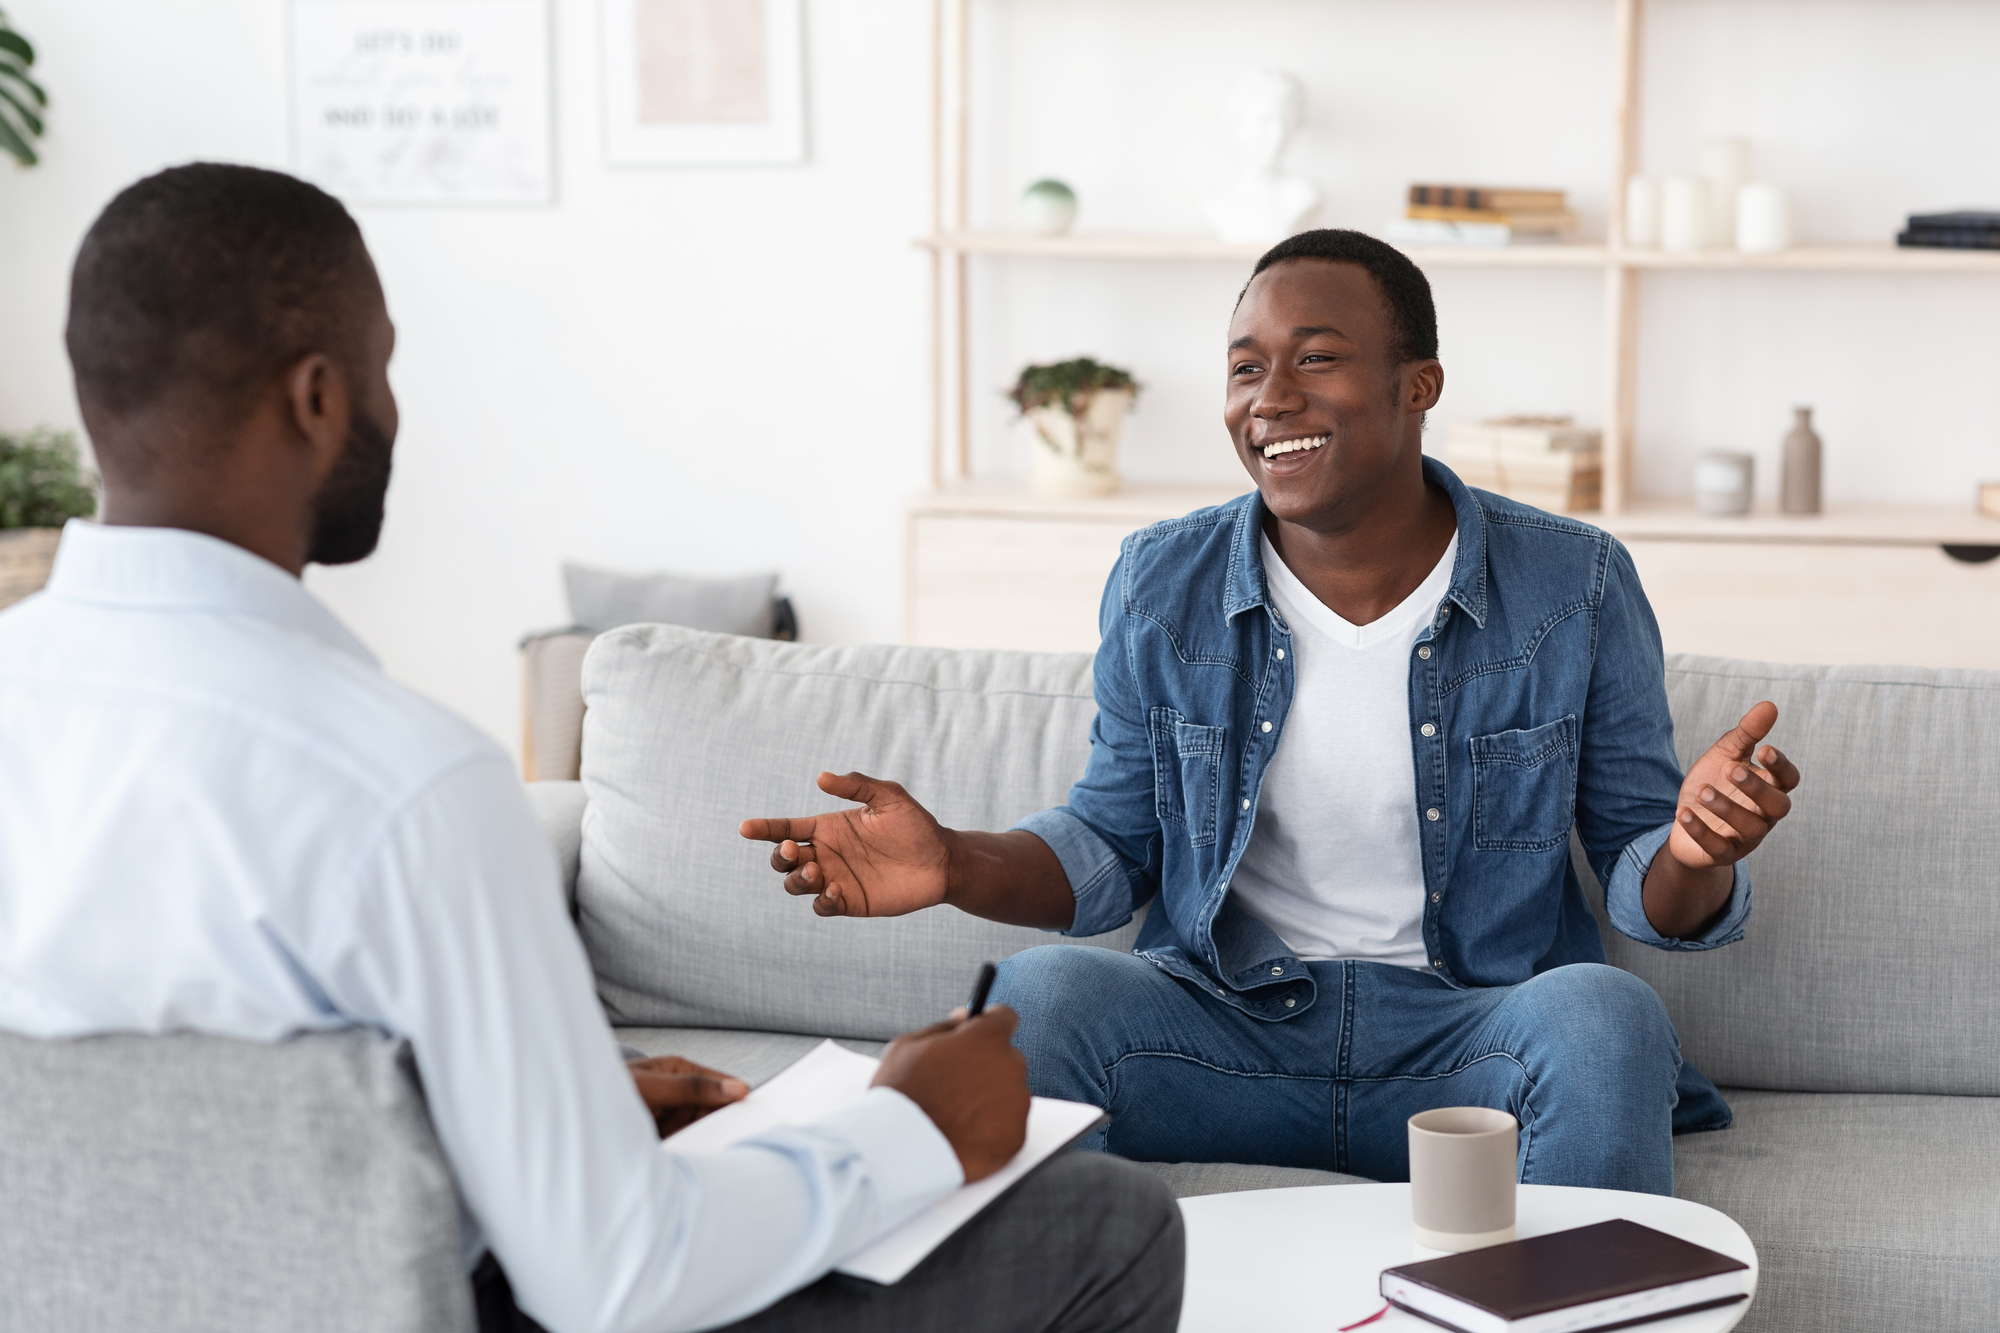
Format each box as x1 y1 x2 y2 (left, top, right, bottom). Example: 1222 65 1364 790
1203 69 1320 245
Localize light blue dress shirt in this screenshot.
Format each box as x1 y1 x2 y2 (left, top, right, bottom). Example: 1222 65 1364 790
0 521 962 1333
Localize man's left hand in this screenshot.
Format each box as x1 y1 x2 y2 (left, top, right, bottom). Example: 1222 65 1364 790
628 1055 749 1138
1669 700 1801 870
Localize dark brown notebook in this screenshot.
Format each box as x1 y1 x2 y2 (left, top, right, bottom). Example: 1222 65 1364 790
1379 1219 1751 1333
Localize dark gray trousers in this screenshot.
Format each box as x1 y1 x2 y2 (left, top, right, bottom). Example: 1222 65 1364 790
476 1153 1184 1333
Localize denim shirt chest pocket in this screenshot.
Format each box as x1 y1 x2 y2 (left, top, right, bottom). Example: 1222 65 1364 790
1469 715 1579 852
1149 707 1225 847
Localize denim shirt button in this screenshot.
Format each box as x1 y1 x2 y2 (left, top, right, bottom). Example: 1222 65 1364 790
1420 722 1436 737
1433 958 1444 969
1261 720 1273 733
1270 965 1284 976
1284 997 1297 1008
1426 807 1441 821
1432 892 1442 903
1241 798 1251 810
1417 645 1432 660
1276 648 1285 660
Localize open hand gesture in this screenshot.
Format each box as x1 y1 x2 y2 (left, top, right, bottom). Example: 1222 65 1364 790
739 771 953 917
1668 700 1802 870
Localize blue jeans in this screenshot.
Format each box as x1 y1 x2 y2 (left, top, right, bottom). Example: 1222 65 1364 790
991 947 1682 1195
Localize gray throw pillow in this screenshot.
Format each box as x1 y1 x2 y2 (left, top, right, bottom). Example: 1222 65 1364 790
563 563 779 638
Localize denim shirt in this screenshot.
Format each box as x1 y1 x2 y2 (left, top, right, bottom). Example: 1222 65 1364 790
1017 457 1751 1025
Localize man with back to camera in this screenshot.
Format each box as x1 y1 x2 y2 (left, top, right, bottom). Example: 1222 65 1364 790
0 163 1184 1333
744 228 1802 1193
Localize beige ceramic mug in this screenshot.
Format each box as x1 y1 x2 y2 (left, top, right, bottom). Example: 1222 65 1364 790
1407 1107 1519 1251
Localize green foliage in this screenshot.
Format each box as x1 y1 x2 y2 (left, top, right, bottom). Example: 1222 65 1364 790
1008 357 1140 419
0 429 98 529
0 6 46 167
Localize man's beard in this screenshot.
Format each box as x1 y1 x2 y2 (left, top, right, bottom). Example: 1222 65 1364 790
307 407 394 566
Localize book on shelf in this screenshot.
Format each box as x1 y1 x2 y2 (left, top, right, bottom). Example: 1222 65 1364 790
1383 218 1519 248
1407 204 1577 235
1906 210 2000 233
1379 1218 1751 1333
1980 482 2000 521
1410 184 1567 213
1445 417 1601 514
1897 229 2000 250
1897 210 2000 250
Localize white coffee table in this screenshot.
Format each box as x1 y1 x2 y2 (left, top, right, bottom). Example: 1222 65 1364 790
1178 1182 1756 1332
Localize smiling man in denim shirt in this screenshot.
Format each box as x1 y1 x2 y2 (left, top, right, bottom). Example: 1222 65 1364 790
745 229 1801 1194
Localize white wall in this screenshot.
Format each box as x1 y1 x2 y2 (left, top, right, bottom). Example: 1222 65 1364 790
4 0 1997 754
0 0 935 755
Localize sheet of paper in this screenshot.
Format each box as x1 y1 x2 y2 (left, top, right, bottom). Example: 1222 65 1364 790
663 1039 1106 1284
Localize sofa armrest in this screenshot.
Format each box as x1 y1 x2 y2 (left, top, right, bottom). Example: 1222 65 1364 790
526 780 587 917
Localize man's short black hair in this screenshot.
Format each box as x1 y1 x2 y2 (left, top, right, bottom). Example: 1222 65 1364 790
1243 228 1439 365
66 162 375 457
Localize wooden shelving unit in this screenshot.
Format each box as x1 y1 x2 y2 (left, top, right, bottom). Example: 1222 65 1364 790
906 0 2000 668
916 0 2000 513
918 233 2000 275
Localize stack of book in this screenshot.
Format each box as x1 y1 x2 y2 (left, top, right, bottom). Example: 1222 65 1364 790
1445 416 1601 513
1390 185 1577 246
1897 211 2000 250
1380 1219 1752 1333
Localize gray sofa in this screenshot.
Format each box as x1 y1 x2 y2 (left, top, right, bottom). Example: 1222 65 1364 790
0 1027 473 1333
530 625 2000 1333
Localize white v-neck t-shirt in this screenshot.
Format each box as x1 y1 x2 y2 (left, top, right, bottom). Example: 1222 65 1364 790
1228 530 1459 969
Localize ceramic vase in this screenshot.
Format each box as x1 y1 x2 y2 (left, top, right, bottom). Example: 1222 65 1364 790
1699 137 1750 247
1695 452 1755 517
1624 176 1661 248
1737 183 1792 253
1661 177 1711 252
1028 389 1132 498
1781 407 1822 515
1019 180 1078 235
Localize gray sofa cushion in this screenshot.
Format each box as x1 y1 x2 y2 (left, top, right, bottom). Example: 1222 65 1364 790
526 778 587 913
579 626 1143 1040
1600 656 2000 1096
1676 1088 2000 1332
565 562 779 638
0 1027 472 1333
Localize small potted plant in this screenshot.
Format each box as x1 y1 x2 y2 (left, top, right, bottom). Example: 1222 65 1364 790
1009 357 1139 498
0 429 98 609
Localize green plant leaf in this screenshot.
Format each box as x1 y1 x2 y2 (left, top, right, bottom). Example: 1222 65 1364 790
1008 357 1141 417
0 83 41 136
0 108 36 167
0 29 32 66
0 429 99 529
0 58 45 107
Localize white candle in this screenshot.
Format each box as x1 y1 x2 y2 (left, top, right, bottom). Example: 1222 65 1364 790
1624 176 1661 248
1699 137 1750 246
1661 176 1710 252
1736 182 1792 253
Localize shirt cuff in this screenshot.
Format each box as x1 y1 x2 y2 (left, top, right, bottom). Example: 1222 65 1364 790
1012 807 1132 937
1605 820 1753 951
808 1087 963 1225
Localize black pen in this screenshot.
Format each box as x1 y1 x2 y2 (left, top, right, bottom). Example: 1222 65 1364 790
964 961 997 1017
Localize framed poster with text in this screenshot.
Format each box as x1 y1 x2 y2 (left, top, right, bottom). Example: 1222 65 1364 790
600 0 805 166
290 0 552 205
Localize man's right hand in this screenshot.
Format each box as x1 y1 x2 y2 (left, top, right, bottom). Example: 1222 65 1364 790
739 771 953 917
871 1007 1030 1182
